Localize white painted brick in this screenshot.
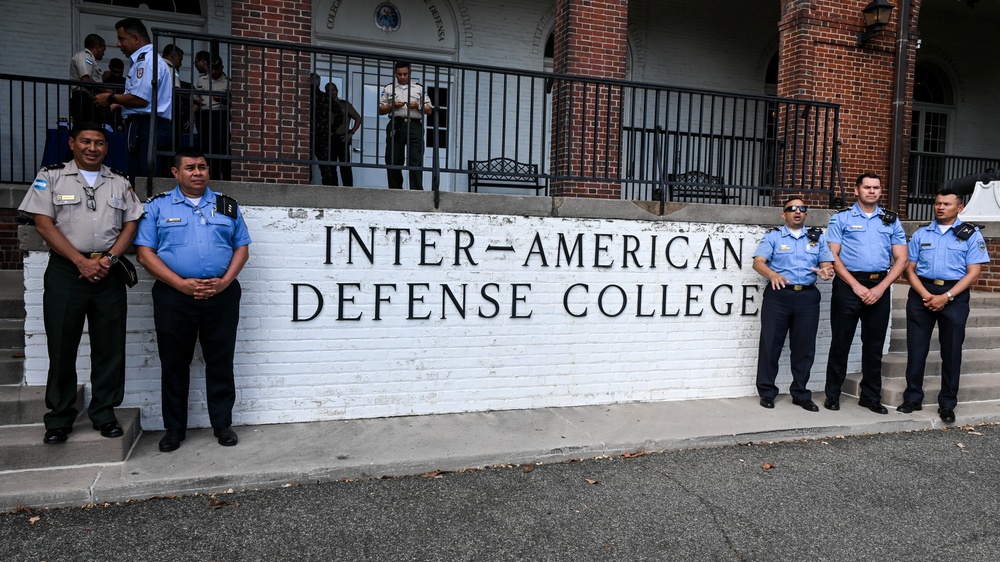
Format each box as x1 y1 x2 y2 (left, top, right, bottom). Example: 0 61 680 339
20 206 871 430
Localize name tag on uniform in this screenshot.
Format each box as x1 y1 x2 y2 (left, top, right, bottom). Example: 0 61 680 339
166 217 182 222
921 243 932 247
57 195 77 201
851 225 864 229
779 245 791 251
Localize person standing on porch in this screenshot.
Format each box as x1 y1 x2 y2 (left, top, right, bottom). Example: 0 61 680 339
378 62 432 190
897 189 989 423
823 173 907 414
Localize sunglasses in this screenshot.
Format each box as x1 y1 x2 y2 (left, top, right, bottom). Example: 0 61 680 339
82 185 97 211
783 205 808 213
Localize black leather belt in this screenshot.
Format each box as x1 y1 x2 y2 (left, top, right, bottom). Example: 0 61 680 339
849 271 887 281
775 284 816 291
919 276 957 287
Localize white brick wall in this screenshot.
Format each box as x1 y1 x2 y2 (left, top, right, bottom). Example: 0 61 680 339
21 207 864 429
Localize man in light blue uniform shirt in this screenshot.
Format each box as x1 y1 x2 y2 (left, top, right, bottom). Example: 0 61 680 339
898 188 989 423
94 18 172 179
753 197 834 411
135 148 251 452
824 173 908 414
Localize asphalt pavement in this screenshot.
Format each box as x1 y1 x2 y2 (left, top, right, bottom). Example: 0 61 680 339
2 420 999 561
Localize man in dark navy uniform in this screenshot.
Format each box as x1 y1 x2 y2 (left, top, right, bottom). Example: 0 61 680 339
753 198 834 411
898 189 989 423
824 173 908 414
135 148 251 452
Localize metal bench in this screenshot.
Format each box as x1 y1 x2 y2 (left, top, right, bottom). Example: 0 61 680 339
468 158 547 195
653 170 728 203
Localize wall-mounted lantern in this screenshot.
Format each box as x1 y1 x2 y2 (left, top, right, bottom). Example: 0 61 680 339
857 0 895 46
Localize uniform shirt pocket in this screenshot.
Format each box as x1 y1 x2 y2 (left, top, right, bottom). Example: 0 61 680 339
157 216 191 249
106 194 128 229
52 193 83 224
206 214 236 245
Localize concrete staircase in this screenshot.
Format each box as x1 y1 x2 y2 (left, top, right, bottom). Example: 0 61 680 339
0 270 142 472
843 287 1000 406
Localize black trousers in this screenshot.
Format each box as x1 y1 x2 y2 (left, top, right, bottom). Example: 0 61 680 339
319 137 353 186
198 109 230 180
903 281 970 409
825 276 891 402
757 285 820 401
152 280 241 430
385 119 424 190
126 115 172 179
43 253 127 429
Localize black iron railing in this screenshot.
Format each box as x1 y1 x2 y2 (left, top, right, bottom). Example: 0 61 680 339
2 31 843 208
908 152 1000 220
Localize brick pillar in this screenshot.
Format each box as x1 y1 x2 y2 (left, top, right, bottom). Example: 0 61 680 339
777 0 920 211
549 0 628 199
231 0 313 184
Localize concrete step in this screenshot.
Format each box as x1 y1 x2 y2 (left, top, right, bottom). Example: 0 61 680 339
843 372 1000 406
878 349 1000 379
0 297 25 320
0 349 24 385
0 408 141 471
888 326 1000 353
0 318 24 349
891 308 1000 329
0 385 84 425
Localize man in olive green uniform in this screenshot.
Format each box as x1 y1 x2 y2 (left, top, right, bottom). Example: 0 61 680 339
18 123 143 444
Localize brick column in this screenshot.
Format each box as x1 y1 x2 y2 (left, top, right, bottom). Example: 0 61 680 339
549 0 628 199
231 0 313 184
778 0 920 211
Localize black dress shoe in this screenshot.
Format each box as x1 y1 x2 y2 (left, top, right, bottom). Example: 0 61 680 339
93 421 124 438
43 427 71 445
896 401 922 414
159 430 186 452
823 398 840 411
858 397 889 414
759 397 775 409
793 399 820 412
214 426 238 447
938 407 956 423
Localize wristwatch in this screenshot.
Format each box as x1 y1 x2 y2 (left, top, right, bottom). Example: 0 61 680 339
104 252 119 265
946 291 954 302
109 93 116 105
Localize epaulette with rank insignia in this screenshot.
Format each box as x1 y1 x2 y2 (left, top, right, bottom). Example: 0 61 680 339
766 226 780 233
215 193 239 219
954 222 984 241
110 168 128 179
145 191 170 203
880 210 898 226
806 226 823 242
42 163 66 171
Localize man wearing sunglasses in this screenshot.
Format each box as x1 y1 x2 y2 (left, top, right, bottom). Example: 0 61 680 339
17 122 143 444
753 198 834 411
824 173 907 414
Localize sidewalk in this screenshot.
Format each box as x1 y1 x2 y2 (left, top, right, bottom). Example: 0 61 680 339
4 396 999 512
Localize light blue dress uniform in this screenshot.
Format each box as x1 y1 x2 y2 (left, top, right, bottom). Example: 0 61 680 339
123 44 172 119
754 226 834 285
134 185 251 278
753 226 833 403
903 218 990 412
826 202 906 272
908 219 989 280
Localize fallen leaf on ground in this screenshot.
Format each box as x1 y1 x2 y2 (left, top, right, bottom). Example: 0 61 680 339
585 478 599 485
957 443 966 450
420 470 448 479
208 500 227 509
28 516 41 525
762 463 775 471
523 464 535 473
13 505 33 515
623 450 646 458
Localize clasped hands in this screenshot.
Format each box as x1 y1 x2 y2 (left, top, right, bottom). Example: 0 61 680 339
78 256 110 283
767 264 834 290
178 277 230 300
